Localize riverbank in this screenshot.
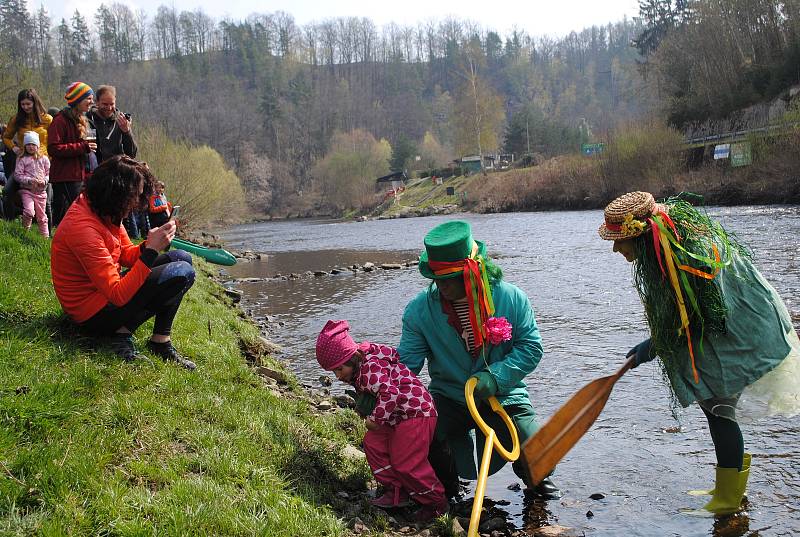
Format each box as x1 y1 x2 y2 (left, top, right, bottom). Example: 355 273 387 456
370 125 800 218
0 221 475 536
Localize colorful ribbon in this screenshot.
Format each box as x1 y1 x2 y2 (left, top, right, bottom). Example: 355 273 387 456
428 242 496 349
648 212 728 384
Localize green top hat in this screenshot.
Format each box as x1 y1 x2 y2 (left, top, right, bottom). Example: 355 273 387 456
418 220 487 279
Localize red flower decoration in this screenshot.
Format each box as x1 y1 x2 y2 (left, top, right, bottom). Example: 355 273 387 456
484 316 512 345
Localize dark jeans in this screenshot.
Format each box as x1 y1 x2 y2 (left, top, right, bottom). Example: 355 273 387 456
51 181 83 227
124 211 150 239
2 174 19 221
1 176 52 232
429 394 539 497
80 250 195 337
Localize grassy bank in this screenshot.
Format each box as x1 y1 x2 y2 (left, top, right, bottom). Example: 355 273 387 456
0 220 369 536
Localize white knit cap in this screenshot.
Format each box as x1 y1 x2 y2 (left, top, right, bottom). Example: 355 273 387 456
23 131 40 147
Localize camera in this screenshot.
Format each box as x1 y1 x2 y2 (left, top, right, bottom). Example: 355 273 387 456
123 112 132 120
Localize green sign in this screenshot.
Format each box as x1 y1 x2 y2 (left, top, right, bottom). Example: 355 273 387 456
730 142 752 167
581 143 605 156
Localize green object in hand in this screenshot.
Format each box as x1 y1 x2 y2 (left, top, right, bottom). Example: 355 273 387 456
472 371 498 400
354 392 377 417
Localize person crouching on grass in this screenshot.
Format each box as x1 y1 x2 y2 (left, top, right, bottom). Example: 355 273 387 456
315 320 449 522
50 155 197 370
599 191 800 515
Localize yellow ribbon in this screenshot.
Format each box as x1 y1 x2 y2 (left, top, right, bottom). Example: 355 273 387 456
658 227 700 384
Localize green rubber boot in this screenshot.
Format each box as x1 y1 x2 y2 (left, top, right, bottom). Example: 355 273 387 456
687 453 750 496
681 464 750 516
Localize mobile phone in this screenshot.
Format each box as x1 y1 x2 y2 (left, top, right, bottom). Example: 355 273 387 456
170 205 181 220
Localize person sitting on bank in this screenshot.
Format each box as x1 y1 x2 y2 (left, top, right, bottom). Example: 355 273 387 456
598 191 800 515
397 220 561 500
51 155 196 370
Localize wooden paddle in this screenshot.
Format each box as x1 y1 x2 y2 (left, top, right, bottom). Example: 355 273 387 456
522 357 635 485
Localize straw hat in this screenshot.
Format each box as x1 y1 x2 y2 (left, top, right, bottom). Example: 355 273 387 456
598 191 666 240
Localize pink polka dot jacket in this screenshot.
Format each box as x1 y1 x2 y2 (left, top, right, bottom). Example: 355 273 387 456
355 343 437 427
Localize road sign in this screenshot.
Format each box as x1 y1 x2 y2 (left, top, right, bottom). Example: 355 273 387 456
730 142 752 167
581 143 605 156
713 144 730 159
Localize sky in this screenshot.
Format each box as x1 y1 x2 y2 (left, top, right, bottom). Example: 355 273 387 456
48 0 641 38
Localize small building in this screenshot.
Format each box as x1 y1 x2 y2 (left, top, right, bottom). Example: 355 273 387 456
375 170 408 191
458 155 495 174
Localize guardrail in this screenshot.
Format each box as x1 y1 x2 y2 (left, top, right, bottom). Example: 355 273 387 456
684 122 799 147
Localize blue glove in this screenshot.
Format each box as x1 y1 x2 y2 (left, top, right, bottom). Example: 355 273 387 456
472 372 498 400
627 338 655 367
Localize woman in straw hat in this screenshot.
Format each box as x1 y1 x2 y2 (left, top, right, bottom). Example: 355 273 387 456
398 220 561 501
599 191 800 515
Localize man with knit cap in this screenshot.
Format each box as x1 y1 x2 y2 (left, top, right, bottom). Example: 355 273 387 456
48 82 96 225
398 220 561 501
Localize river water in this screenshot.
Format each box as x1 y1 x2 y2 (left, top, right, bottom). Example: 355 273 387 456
219 207 800 537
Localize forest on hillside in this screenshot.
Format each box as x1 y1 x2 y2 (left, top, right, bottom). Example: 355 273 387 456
1 0 798 217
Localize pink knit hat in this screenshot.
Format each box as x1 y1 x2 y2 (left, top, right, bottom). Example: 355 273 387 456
316 320 358 371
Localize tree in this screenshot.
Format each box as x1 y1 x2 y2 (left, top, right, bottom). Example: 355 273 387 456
313 129 391 211
419 131 449 170
71 10 94 64
389 135 416 172
451 44 505 160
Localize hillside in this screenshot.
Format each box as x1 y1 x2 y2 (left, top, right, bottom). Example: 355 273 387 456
0 220 370 535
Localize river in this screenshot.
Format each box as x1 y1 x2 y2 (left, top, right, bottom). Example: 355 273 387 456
219 206 800 537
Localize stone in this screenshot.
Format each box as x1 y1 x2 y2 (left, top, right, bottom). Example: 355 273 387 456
319 375 332 386
256 366 288 384
224 288 242 303
589 493 605 500
533 525 584 537
381 263 403 270
341 445 365 461
450 517 466 536
363 262 375 272
314 270 328 277
317 401 333 411
479 517 506 533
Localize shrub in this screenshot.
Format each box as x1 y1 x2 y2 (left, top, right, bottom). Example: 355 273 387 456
137 125 246 228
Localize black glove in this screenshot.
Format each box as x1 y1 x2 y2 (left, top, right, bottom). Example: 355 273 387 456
626 338 655 368
354 392 377 417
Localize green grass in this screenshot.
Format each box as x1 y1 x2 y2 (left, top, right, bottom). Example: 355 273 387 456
381 175 475 216
0 220 370 536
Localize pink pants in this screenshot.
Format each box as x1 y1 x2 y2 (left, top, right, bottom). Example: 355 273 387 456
20 188 48 237
363 416 445 506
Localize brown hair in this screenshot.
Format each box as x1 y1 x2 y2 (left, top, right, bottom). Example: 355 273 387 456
86 155 154 224
15 88 46 128
95 85 117 100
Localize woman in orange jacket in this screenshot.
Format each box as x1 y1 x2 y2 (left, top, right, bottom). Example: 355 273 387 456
51 155 196 369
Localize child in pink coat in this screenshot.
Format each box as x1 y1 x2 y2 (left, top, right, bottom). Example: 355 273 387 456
14 131 49 237
315 320 448 521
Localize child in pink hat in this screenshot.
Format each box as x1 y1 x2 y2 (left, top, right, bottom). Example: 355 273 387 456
315 320 448 521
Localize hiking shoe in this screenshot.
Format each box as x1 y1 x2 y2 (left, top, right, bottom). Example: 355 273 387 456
414 497 449 523
106 333 146 362
147 340 197 370
371 488 411 508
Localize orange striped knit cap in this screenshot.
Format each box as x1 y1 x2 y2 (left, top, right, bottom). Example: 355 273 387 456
64 82 93 106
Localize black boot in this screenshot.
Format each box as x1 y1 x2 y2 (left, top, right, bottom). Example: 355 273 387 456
524 477 562 500
147 340 197 370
